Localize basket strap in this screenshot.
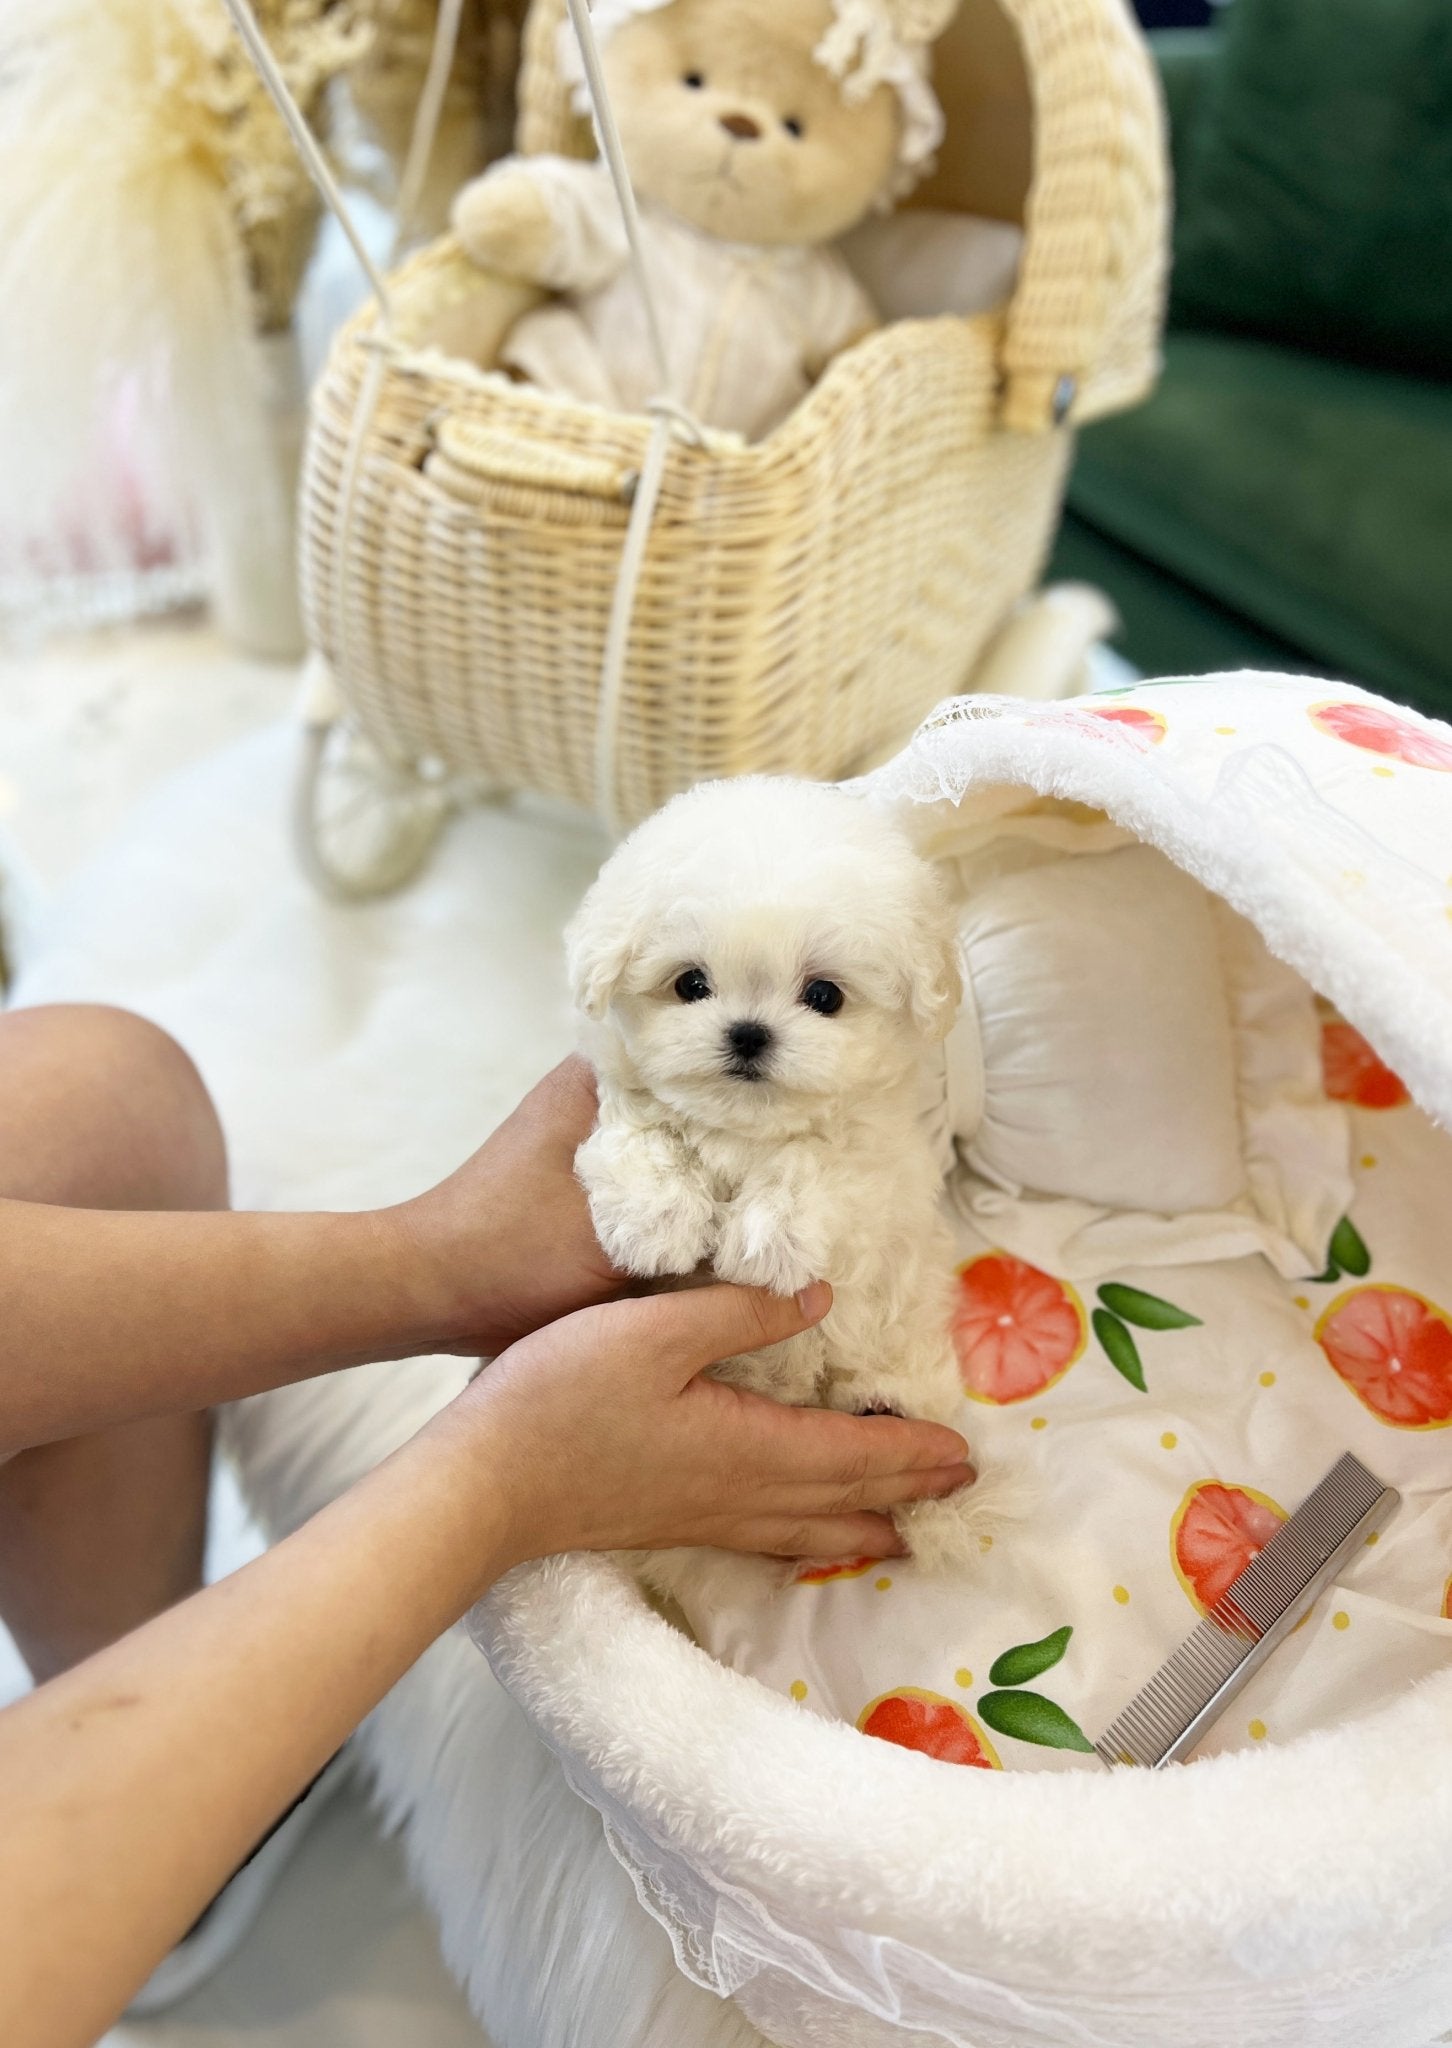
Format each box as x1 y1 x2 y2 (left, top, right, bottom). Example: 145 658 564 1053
560 0 672 395
559 0 711 834
389 0 467 264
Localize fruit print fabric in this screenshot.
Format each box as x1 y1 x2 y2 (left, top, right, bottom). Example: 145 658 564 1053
1079 703 1167 748
953 1255 1086 1404
858 1690 1000 1769
694 1081 1452 1776
1171 1482 1287 1613
1316 1286 1452 1429
1309 699 1452 771
1321 1021 1410 1111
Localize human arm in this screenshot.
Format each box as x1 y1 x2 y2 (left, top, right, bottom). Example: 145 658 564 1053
0 1057 620 1458
0 1280 972 2048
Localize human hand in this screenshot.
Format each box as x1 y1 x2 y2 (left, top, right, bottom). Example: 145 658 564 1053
429 1280 976 1589
391 1057 626 1358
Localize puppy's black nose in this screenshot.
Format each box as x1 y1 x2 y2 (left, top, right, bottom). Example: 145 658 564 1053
727 1019 772 1063
719 111 761 141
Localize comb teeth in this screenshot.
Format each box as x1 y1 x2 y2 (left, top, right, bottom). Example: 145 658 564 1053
1095 1453 1399 1770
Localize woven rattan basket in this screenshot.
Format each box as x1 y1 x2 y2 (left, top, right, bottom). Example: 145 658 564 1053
295 0 1167 893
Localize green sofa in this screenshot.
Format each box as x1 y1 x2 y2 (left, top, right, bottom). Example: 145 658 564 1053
1049 5 1452 718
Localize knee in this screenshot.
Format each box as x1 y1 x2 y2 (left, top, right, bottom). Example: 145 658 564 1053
0 1004 228 1211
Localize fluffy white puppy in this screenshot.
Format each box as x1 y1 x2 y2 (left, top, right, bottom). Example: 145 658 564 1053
567 775 987 1606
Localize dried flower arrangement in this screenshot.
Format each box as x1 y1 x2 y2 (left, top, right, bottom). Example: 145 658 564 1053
0 0 523 638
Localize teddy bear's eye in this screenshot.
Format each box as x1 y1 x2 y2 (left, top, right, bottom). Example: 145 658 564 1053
782 115 805 139
682 70 706 90
674 967 712 1003
801 978 844 1016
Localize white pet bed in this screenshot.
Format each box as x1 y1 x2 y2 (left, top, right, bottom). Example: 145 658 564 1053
16 678 1452 2048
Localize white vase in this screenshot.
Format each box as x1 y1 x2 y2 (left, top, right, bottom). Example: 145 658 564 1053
205 326 308 663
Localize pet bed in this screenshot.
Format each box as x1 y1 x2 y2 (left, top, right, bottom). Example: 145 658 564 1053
467 673 1452 2048
16 675 1452 2048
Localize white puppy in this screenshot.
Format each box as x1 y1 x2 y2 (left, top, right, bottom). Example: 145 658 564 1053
567 775 987 1608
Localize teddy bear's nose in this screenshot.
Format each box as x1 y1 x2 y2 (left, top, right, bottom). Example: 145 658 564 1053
719 111 762 141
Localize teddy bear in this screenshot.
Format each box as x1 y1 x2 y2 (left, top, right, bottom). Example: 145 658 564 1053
449 0 956 441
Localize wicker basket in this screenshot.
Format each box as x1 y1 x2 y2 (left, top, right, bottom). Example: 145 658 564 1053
296 0 1168 891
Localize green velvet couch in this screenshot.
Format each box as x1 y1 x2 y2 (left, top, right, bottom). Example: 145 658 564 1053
1049 7 1452 719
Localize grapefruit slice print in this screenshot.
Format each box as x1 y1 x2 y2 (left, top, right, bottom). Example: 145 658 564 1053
795 1557 877 1585
1081 703 1167 748
1171 1481 1287 1613
1320 1020 1410 1109
1309 700 1452 771
953 1254 1087 1404
1316 1285 1452 1428
858 1688 1001 1768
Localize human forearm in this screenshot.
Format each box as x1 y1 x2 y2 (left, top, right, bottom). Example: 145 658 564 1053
0 1417 512 2048
0 1058 624 1456
0 1200 438 1454
0 1282 972 2047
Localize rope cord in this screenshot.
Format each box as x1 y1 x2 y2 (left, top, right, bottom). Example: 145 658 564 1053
389 0 467 267
560 0 672 394
558 0 709 831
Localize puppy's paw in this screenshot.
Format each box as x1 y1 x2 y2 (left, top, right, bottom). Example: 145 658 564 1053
893 1463 1036 1576
451 167 555 276
577 1128 715 1278
592 1177 715 1278
715 1199 826 1297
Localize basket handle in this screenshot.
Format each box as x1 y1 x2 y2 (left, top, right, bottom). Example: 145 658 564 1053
428 424 635 502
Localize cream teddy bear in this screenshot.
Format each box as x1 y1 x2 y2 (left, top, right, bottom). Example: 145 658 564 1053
450 0 955 441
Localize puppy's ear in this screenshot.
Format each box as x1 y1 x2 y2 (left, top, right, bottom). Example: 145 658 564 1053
906 881 964 1044
565 889 637 1021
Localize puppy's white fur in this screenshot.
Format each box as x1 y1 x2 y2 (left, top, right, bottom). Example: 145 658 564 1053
567 775 988 1608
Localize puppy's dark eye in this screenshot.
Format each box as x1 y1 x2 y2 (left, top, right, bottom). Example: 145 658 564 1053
674 967 712 1003
801 978 844 1016
682 70 705 89
782 115 804 138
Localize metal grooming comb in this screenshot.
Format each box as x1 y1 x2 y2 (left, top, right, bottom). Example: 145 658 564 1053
1095 1452 1400 1770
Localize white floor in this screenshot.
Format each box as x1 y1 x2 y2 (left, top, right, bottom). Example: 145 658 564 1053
0 616 493 2048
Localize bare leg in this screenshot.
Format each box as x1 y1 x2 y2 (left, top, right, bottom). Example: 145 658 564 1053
0 1006 227 1683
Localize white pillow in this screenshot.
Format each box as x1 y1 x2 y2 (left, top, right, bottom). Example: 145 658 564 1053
922 839 1353 1279
840 210 1023 322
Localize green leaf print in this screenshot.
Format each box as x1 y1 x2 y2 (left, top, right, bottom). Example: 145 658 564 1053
1093 1307 1146 1391
988 1626 1073 1688
977 1690 1095 1752
1329 1215 1371 1279
1097 1282 1202 1331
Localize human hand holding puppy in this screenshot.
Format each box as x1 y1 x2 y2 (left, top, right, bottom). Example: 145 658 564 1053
443 1282 974 1578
